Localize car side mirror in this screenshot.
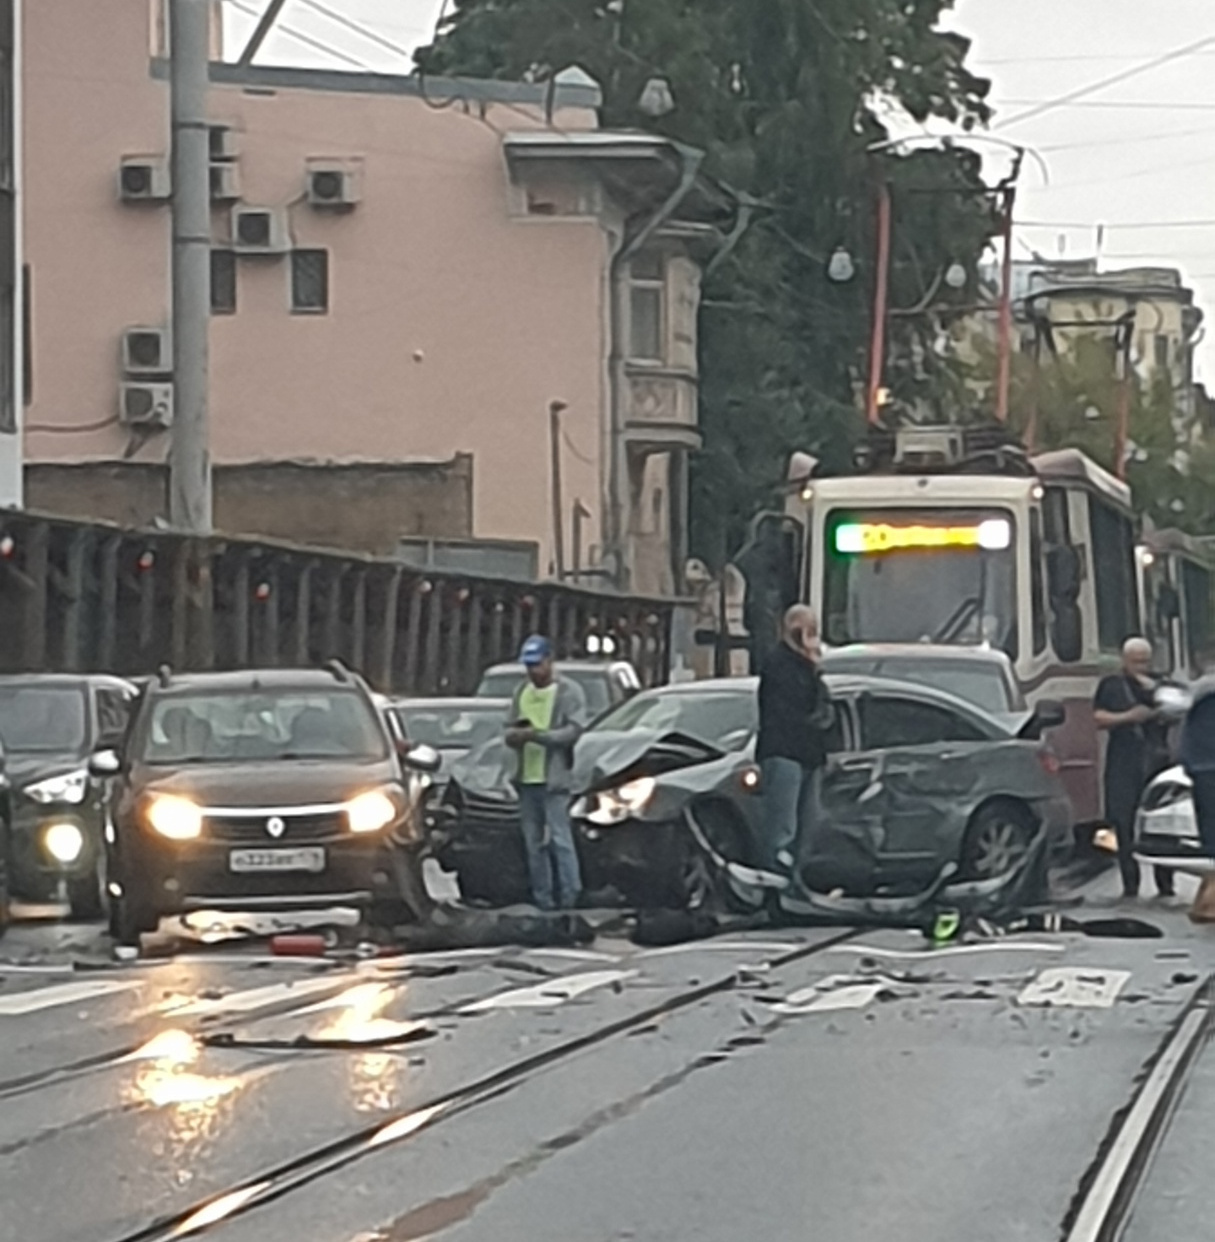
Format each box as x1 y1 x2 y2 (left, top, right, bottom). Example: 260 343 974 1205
403 743 442 775
1033 699 1066 731
88 749 122 778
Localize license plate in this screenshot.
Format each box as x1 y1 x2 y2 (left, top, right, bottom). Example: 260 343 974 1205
229 847 326 874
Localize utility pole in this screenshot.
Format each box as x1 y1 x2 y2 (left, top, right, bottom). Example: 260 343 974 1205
168 0 212 533
549 400 567 580
865 181 892 426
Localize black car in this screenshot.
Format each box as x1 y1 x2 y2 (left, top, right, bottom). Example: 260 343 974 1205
0 673 136 918
98 666 439 945
438 675 1071 909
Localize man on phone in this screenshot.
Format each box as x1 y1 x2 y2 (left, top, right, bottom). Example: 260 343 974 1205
1094 636 1175 901
504 636 588 910
756 605 831 876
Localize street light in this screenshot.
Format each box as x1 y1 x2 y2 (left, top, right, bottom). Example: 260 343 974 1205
827 246 856 283
639 76 675 117
944 261 968 290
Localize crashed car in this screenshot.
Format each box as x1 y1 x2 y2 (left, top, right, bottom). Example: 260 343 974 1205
437 674 1072 909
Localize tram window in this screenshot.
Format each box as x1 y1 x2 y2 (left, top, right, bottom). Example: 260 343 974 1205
1043 487 1071 546
1182 561 1213 674
1089 497 1140 653
1030 509 1047 655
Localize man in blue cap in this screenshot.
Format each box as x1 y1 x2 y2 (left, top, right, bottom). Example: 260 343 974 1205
504 635 588 909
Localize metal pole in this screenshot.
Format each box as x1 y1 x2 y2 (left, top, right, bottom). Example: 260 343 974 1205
1114 311 1135 481
865 181 892 426
549 400 567 580
169 0 212 533
995 181 1018 424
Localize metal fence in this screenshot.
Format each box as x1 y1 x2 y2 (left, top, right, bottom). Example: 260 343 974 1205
0 512 676 692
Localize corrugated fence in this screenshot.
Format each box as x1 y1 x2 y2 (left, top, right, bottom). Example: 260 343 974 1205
0 512 676 692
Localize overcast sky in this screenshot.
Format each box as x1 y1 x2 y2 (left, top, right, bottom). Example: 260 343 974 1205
222 0 1215 377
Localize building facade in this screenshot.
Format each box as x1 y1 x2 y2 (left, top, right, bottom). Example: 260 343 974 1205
20 0 708 594
0 0 19 507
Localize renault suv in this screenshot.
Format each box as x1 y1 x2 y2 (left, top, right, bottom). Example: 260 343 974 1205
98 666 438 945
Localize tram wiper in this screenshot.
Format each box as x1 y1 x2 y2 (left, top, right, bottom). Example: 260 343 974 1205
932 594 981 644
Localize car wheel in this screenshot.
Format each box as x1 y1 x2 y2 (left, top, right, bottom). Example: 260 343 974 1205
961 802 1038 882
67 870 105 922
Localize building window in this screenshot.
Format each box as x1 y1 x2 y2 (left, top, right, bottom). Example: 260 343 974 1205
291 249 329 314
1155 333 1170 371
210 249 236 315
629 252 665 362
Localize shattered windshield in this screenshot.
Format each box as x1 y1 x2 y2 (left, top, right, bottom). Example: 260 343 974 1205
0 684 88 753
822 508 1018 658
591 689 757 750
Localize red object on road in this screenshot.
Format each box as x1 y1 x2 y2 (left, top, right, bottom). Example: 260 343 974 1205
270 933 330 957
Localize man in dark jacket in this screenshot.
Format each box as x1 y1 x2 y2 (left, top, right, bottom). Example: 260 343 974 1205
756 605 831 874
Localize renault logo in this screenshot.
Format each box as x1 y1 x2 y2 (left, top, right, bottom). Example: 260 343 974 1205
266 816 286 839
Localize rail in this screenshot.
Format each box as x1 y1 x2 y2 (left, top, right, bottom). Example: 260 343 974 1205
0 511 676 692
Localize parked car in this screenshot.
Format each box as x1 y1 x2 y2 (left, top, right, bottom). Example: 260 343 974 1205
437 675 1072 909
474 660 640 722
1134 766 1213 872
0 673 137 919
387 697 509 793
98 666 440 945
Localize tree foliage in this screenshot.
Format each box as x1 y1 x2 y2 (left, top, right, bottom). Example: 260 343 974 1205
418 0 998 564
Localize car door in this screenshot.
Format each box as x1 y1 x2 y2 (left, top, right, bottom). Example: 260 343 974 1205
799 695 893 894
854 691 995 883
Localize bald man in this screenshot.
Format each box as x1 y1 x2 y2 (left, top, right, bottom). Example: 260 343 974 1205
1094 637 1175 900
756 605 832 875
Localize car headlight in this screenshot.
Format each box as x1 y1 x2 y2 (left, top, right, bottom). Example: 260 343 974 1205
585 776 657 827
44 822 85 864
24 768 89 806
145 794 203 840
346 789 399 834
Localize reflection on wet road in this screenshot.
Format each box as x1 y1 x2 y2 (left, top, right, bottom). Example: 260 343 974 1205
0 877 1213 1242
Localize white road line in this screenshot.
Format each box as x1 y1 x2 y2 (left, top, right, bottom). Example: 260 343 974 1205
164 973 357 1018
1018 967 1131 1009
828 940 1067 960
0 977 141 1016
460 969 639 1013
771 975 899 1015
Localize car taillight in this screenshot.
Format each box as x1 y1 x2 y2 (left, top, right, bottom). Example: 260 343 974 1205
1037 748 1061 777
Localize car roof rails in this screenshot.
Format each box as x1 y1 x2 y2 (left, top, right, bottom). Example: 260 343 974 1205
325 659 351 684
156 664 172 689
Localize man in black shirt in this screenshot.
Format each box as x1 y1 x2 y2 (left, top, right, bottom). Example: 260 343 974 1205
1094 636 1175 900
756 604 831 874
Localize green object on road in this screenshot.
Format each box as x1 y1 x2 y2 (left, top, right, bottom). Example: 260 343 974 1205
932 910 961 945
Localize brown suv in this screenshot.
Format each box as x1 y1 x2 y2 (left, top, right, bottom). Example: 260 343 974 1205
96 666 438 945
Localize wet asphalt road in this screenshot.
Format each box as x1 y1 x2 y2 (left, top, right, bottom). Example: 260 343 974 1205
1 871 1213 1242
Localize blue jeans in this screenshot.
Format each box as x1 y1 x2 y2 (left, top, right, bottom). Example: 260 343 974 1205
517 785 583 911
760 758 820 871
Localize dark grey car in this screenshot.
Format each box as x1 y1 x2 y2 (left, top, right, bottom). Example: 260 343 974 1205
0 674 136 918
438 675 1072 909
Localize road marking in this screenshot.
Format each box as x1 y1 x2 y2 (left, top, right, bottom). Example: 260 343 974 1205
164 973 356 1018
460 969 639 1013
0 977 140 1016
1018 967 1131 1008
636 940 804 959
771 975 897 1015
828 940 1067 960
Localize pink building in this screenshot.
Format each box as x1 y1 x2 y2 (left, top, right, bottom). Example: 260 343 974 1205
18 0 711 595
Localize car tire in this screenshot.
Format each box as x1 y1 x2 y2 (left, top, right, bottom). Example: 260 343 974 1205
961 801 1042 889
67 870 105 922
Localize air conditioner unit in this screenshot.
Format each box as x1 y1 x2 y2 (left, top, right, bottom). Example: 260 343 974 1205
120 382 174 429
232 206 290 254
306 160 361 208
122 327 171 376
118 156 170 202
210 162 241 202
209 125 238 162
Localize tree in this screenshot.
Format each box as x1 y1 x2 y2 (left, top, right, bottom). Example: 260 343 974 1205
418 0 998 564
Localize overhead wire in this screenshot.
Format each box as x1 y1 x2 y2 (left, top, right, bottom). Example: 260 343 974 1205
993 32 1215 130
225 0 370 69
